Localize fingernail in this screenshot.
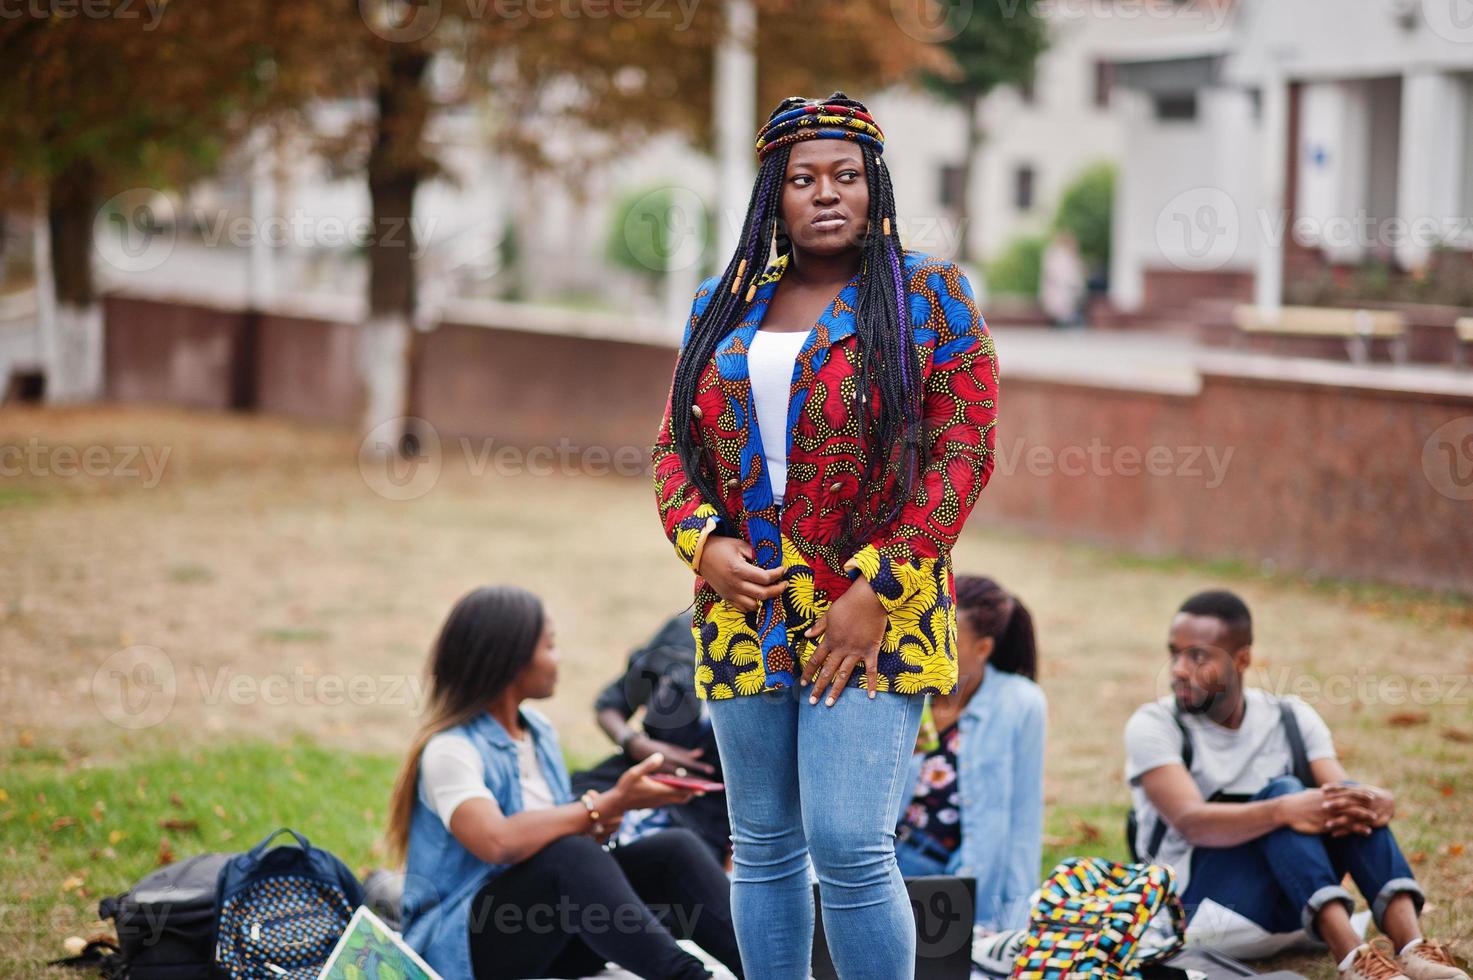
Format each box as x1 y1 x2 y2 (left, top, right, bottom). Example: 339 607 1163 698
825 697 835 707
869 691 876 699
809 695 817 705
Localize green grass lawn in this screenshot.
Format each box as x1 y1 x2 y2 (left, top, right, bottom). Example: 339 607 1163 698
3 406 1470 978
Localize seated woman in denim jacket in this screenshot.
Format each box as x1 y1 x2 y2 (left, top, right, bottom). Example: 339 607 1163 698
892 575 1047 932
384 585 745 980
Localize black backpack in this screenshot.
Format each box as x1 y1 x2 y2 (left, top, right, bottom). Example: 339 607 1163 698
1126 699 1315 862
47 829 363 980
49 851 232 979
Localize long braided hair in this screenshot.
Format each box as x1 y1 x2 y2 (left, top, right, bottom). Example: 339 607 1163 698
670 92 924 560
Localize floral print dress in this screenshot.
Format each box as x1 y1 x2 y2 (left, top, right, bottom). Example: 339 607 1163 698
898 718 963 855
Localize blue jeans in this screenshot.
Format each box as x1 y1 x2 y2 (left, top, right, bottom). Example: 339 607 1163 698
708 686 926 980
1181 775 1425 944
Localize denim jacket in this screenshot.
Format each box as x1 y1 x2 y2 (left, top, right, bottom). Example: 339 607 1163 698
895 663 1047 930
401 706 574 980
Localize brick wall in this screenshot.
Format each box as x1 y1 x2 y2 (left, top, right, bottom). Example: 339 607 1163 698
100 293 1473 595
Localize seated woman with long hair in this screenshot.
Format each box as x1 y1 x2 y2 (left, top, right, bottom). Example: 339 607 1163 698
893 575 1047 932
385 585 745 980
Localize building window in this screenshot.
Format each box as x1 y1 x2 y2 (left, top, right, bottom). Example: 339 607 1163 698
1093 60 1114 109
1153 92 1198 121
938 164 966 211
1014 165 1036 212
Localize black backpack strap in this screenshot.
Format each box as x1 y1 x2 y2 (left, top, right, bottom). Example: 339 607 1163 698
46 938 123 975
1279 699 1316 788
1143 710 1193 859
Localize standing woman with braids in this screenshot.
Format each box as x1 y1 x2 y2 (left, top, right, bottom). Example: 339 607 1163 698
651 92 1000 979
893 576 1046 933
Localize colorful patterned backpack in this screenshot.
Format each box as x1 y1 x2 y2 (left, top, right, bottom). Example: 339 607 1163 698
214 828 364 979
1009 857 1185 980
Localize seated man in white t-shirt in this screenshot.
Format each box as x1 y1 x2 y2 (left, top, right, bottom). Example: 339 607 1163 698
1124 590 1465 980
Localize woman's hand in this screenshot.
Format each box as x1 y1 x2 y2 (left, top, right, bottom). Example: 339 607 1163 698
698 535 788 612
800 575 888 705
602 753 700 813
626 734 716 776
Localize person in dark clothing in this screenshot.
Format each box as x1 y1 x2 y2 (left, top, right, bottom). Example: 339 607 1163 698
571 610 732 863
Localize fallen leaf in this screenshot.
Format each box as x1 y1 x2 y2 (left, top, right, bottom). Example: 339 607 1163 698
157 837 174 866
1448 843 1466 858
18 730 34 748
159 818 198 832
169 792 184 808
50 816 78 832
1073 817 1101 844
108 830 125 844
1386 712 1429 727
212 804 226 819
60 875 84 892
1408 851 1427 863
1440 728 1473 744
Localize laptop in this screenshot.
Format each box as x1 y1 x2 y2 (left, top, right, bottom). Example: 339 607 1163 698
810 876 977 980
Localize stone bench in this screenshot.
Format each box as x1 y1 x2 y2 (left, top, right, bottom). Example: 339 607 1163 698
1457 316 1473 369
1232 304 1408 365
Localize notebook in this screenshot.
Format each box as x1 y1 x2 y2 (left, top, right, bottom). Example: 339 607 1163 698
318 905 443 980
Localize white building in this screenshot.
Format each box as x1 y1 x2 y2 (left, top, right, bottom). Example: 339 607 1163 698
1107 0 1473 318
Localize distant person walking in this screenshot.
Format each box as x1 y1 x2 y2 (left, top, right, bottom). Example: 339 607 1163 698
652 91 1000 979
1040 229 1086 327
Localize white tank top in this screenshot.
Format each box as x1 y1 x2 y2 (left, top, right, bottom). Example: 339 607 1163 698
748 328 812 505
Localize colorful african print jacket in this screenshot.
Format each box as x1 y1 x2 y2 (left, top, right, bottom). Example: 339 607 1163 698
652 249 999 701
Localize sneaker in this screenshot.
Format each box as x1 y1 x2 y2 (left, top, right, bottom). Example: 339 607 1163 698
1398 938 1470 980
972 928 1028 976
1341 940 1411 980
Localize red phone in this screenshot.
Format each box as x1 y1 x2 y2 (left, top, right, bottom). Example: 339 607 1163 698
647 773 726 793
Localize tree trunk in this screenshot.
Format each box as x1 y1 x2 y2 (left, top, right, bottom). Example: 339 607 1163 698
957 90 983 267
360 44 430 441
45 157 104 402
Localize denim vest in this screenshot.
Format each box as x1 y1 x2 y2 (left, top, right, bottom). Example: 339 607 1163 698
895 663 1048 930
401 705 574 980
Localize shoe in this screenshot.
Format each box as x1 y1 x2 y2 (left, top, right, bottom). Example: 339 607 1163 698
1341 940 1411 980
972 928 1028 976
1398 938 1470 980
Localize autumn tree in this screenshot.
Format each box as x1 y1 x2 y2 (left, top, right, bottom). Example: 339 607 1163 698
917 0 1049 265
0 1 337 401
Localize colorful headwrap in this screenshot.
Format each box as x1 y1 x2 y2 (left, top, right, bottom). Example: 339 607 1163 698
753 92 885 162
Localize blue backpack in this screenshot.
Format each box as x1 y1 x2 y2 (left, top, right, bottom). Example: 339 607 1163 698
213 828 364 979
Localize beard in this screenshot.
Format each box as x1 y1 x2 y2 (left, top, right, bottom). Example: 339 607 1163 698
1176 688 1228 715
